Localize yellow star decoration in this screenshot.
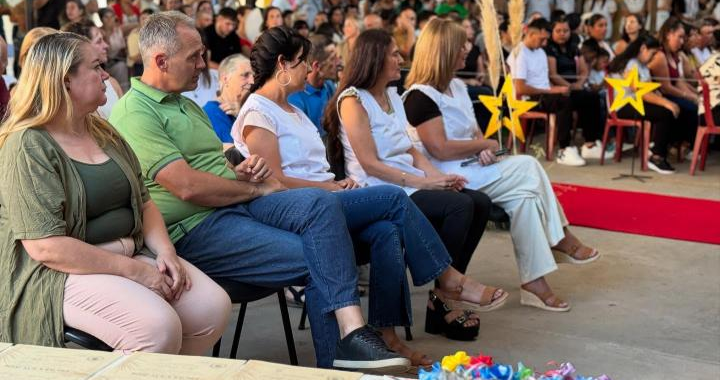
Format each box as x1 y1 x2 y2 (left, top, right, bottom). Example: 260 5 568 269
604 65 660 116
479 75 538 143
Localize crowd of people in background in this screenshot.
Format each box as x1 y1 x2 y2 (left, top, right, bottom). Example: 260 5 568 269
0 0 716 172
0 0 719 373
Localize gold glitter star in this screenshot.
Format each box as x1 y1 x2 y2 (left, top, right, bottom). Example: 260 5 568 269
604 65 660 116
479 75 538 143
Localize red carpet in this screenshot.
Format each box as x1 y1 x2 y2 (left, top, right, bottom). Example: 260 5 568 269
551 183 720 245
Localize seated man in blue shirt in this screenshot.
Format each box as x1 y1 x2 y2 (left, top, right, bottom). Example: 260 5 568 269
288 34 339 139
204 54 253 146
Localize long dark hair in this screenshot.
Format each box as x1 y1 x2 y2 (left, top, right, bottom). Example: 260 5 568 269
323 29 393 166
261 7 281 31
621 13 645 42
658 16 684 53
608 34 660 74
243 26 310 103
586 13 605 28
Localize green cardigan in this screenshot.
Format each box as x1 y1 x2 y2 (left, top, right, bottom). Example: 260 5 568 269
0 127 150 347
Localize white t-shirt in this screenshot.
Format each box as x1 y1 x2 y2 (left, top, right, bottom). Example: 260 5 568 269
182 69 219 108
233 94 335 182
610 58 651 81
692 47 711 65
526 0 553 20
96 79 121 120
623 0 645 13
555 0 576 14
507 43 551 90
683 0 699 18
587 69 605 86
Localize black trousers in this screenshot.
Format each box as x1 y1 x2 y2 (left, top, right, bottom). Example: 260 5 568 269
530 93 574 148
617 103 674 158
570 89 604 143
699 106 720 126
410 189 491 274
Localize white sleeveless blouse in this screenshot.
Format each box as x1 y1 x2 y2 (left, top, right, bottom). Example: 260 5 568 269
338 87 425 195
402 78 501 190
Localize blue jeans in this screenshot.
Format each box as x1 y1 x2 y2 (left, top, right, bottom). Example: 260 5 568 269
174 188 358 368
332 186 451 329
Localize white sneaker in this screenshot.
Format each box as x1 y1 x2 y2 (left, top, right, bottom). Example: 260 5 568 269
556 146 587 166
581 143 613 160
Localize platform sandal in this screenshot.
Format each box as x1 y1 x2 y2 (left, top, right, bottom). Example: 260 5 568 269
425 291 479 341
443 276 508 313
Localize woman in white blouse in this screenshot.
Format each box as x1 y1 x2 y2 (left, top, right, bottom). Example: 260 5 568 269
403 18 599 312
234 26 507 366
324 29 511 329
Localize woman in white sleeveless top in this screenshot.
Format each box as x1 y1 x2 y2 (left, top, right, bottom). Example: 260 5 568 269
62 21 124 120
326 29 511 326
233 27 508 364
403 19 600 312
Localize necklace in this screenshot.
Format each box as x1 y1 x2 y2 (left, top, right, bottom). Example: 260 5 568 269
374 91 394 114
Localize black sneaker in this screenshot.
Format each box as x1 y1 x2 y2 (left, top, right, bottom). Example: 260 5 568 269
648 157 676 175
333 325 410 372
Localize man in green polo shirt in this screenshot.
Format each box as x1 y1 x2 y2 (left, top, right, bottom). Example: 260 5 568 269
109 11 407 371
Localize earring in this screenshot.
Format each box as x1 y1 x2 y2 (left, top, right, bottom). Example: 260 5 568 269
275 70 292 87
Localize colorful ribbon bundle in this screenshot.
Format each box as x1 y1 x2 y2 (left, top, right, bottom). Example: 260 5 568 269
418 352 611 380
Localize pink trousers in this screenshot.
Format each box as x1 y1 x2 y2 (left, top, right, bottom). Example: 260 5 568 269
63 255 231 355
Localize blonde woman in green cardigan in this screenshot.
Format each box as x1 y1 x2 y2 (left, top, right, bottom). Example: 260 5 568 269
0 32 231 353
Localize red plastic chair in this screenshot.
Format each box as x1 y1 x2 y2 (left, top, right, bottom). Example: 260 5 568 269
600 83 651 171
505 110 557 161
690 78 719 175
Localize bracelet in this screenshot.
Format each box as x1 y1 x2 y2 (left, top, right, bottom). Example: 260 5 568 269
400 172 407 187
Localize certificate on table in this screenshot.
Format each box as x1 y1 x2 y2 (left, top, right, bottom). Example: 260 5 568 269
0 344 120 380
91 351 247 380
233 360 363 380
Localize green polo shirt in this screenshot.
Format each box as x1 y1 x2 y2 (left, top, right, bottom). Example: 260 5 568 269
109 77 236 243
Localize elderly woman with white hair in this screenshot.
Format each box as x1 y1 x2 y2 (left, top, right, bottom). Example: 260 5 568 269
203 54 254 147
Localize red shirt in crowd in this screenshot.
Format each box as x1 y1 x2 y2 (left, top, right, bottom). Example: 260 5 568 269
111 3 140 24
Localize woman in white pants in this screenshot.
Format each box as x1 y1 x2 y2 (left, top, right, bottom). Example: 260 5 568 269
402 18 599 312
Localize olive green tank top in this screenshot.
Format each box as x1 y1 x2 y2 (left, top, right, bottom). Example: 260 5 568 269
72 158 135 244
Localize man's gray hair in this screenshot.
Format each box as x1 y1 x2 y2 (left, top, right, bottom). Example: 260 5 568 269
139 11 196 65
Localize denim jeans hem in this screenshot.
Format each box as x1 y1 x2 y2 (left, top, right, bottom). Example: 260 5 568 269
321 299 361 315
412 258 451 287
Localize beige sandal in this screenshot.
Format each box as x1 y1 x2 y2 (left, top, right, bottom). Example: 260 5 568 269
551 244 600 265
443 276 509 313
520 289 571 312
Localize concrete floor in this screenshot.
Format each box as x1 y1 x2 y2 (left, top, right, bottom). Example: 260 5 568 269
212 151 720 379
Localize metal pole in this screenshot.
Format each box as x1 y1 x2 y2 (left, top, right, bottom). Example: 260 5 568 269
648 0 657 34
24 0 34 30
